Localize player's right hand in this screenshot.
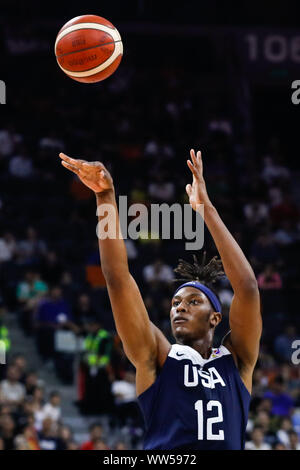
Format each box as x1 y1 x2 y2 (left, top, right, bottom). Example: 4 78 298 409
59 153 114 194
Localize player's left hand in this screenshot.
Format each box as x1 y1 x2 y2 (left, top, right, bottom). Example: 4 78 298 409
186 149 212 211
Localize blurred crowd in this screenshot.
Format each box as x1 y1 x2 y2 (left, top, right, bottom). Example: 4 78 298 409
0 18 300 450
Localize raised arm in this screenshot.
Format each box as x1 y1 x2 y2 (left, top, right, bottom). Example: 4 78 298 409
186 150 262 379
59 154 170 395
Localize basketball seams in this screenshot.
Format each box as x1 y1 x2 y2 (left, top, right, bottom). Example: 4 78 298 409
67 55 122 83
57 41 115 74
57 41 123 77
56 40 121 59
58 15 115 33
54 23 121 52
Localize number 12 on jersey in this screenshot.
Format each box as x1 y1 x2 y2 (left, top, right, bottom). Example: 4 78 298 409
195 400 224 440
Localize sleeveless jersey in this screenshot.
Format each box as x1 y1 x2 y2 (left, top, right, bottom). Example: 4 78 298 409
137 343 251 450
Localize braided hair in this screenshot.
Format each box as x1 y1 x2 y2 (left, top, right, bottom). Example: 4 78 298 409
174 252 225 291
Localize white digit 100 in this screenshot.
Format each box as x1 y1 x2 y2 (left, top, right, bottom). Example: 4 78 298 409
194 400 224 440
245 35 300 63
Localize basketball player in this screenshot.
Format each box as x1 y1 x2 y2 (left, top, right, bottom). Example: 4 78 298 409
59 149 262 450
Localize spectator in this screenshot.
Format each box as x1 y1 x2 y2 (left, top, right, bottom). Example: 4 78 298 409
251 368 269 397
111 371 142 428
245 425 272 450
0 125 22 158
79 317 114 415
60 271 81 306
14 434 31 450
148 174 175 202
41 391 61 427
263 375 294 417
0 303 11 370
38 130 65 152
11 354 27 382
57 424 73 450
0 404 13 417
16 271 48 306
291 409 300 437
257 265 282 290
24 371 40 396
34 286 72 365
280 364 300 401
143 258 174 284
38 417 64 450
0 366 25 409
208 116 232 136
243 197 269 227
130 178 147 204
81 423 104 450
16 270 48 335
72 293 97 327
276 417 294 447
93 439 110 450
218 284 234 310
124 239 138 261
273 221 298 246
31 387 45 432
0 232 17 263
66 441 79 450
39 251 64 286
250 232 280 270
0 414 16 449
8 145 34 179
16 400 36 431
272 441 287 450
16 227 47 266
256 398 274 415
253 410 276 445
261 156 290 185
114 441 128 450
14 424 40 450
270 194 299 226
144 138 159 158
268 186 283 208
288 430 300 450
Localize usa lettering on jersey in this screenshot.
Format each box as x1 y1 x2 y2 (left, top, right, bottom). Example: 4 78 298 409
184 365 226 389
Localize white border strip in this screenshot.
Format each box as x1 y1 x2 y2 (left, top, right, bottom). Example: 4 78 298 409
57 40 123 77
55 23 121 51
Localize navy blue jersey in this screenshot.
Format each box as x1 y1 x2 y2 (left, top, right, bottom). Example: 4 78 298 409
137 344 251 450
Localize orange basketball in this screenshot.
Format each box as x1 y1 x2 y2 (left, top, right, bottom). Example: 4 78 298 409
54 14 123 83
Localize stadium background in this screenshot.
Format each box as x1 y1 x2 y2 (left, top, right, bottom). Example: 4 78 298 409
0 0 300 450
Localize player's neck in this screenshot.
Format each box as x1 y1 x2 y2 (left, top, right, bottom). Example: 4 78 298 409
181 337 213 359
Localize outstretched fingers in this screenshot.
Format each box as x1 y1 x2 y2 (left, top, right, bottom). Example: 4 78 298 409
61 160 80 175
190 149 198 166
187 149 203 177
59 152 86 169
187 159 198 178
196 150 203 172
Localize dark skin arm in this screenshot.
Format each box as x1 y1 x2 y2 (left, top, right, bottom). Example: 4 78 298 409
59 149 261 396
186 149 262 393
59 153 170 396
